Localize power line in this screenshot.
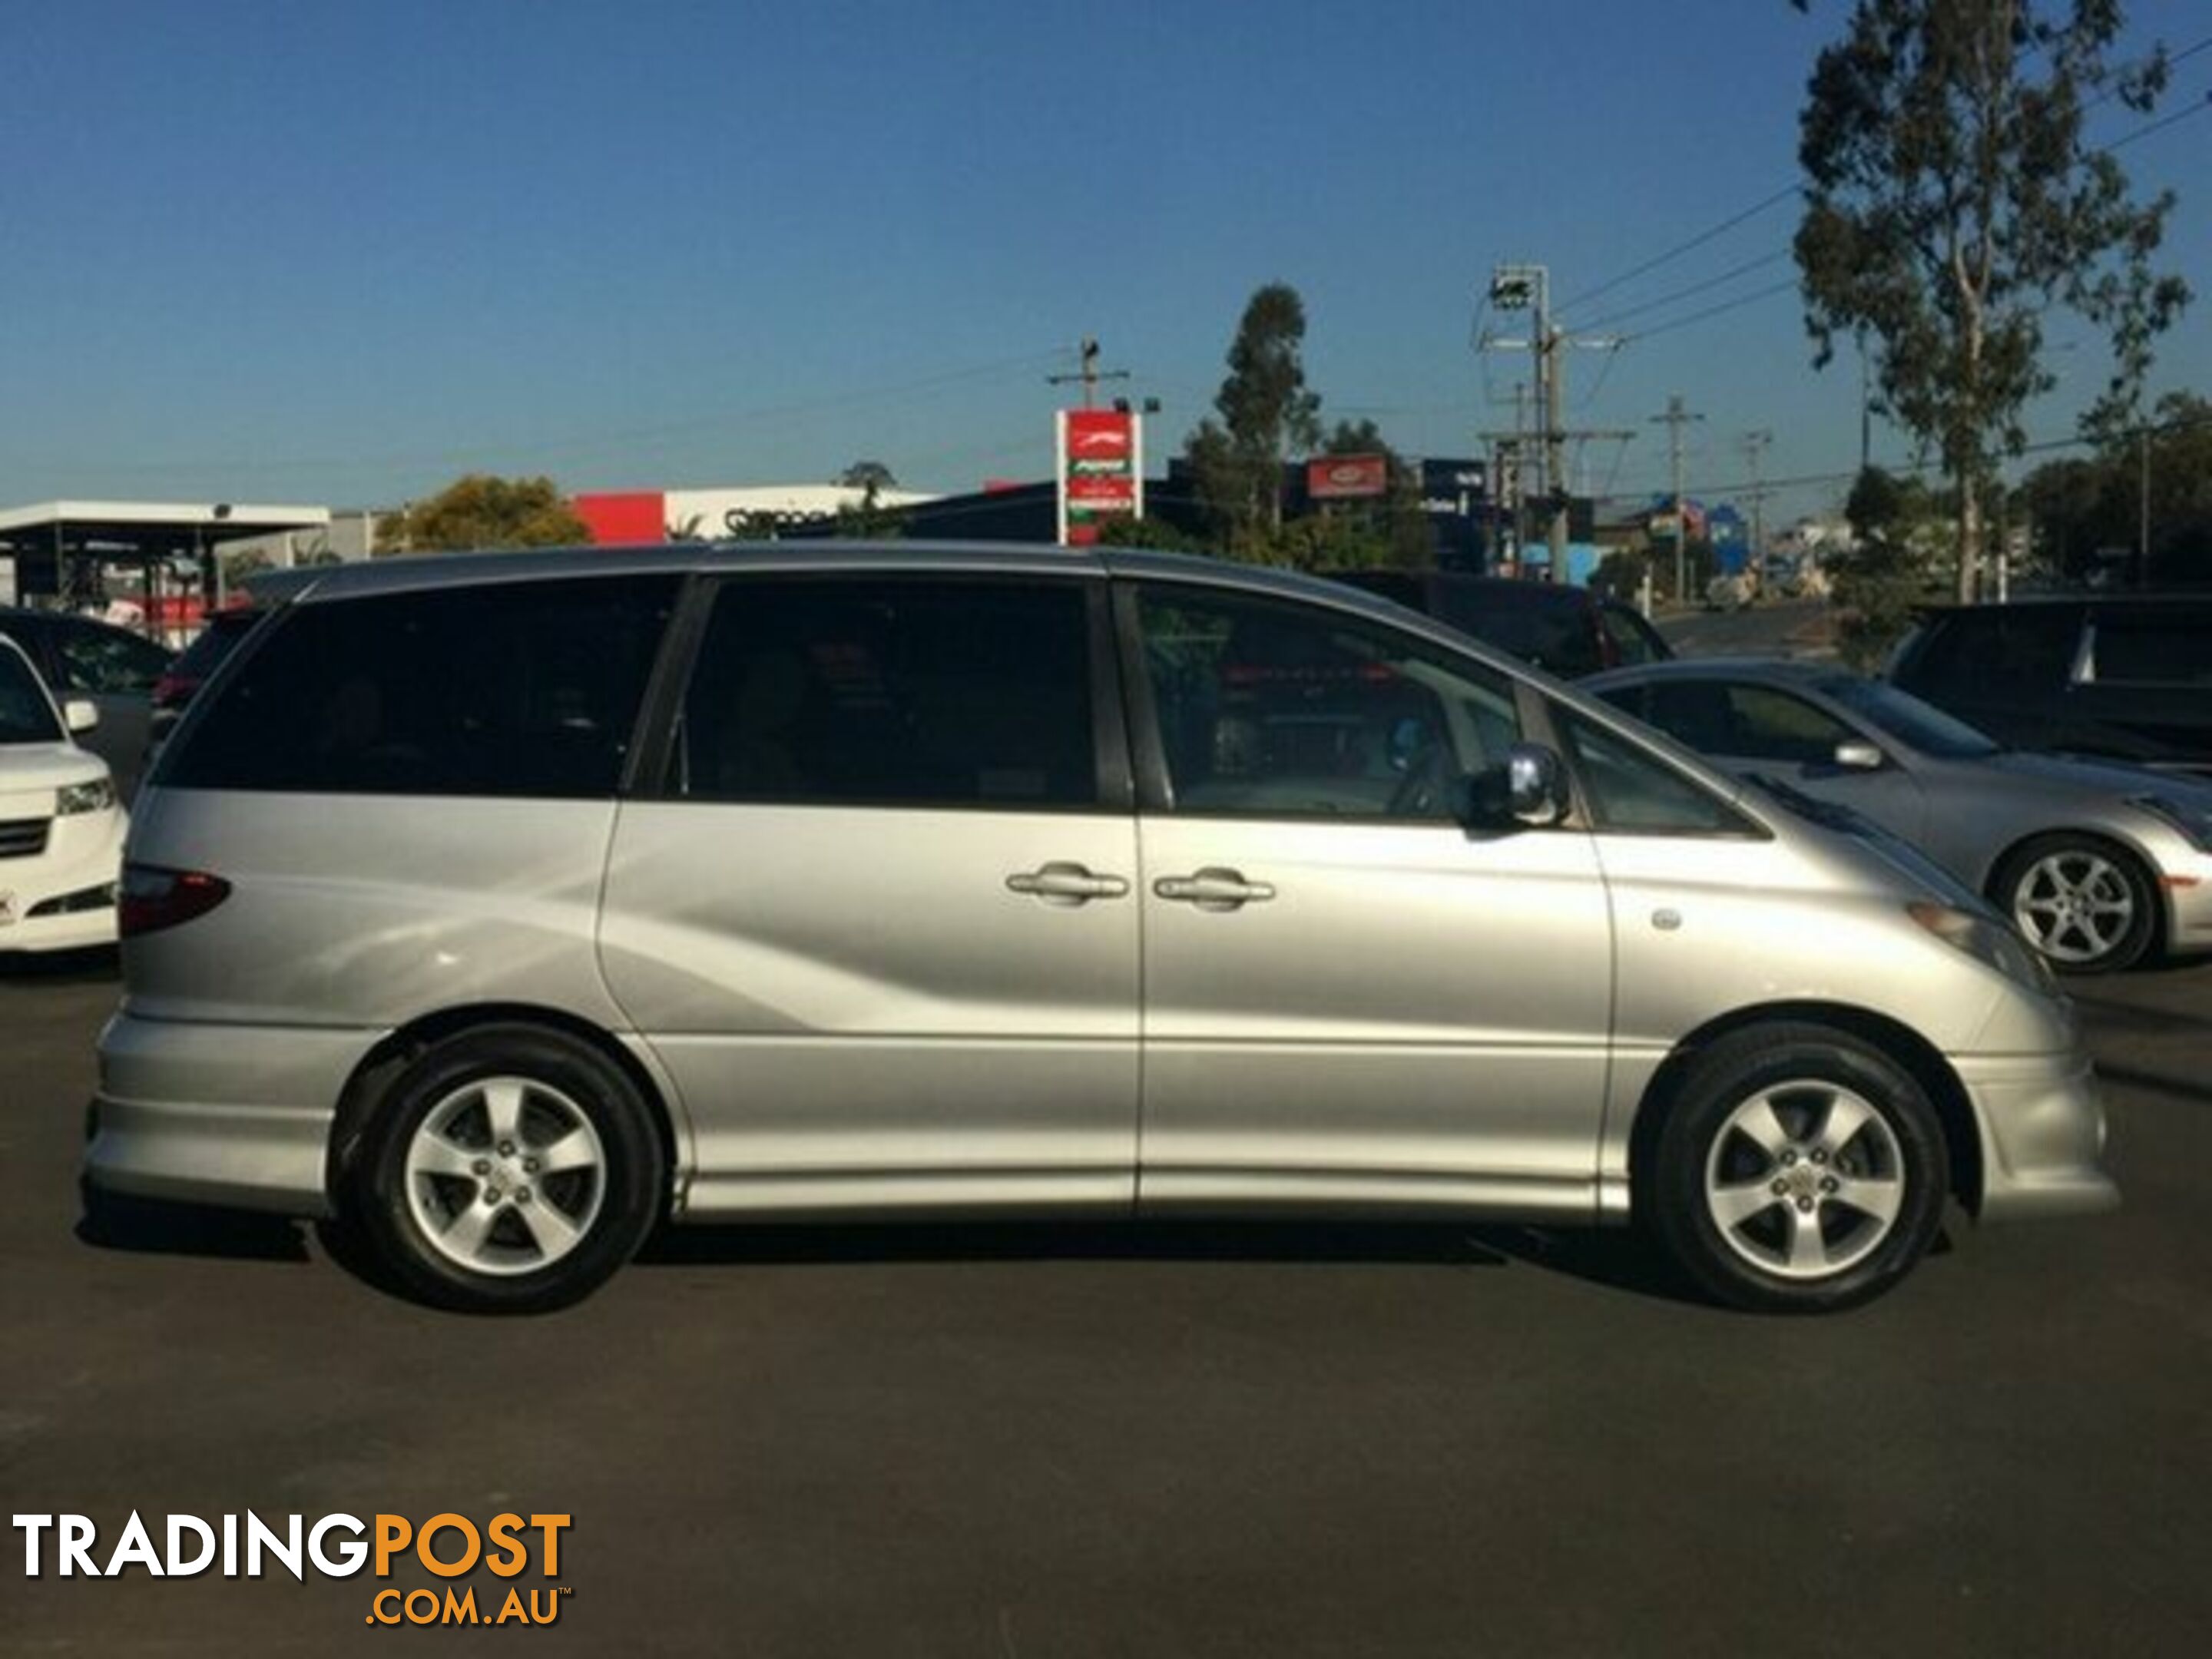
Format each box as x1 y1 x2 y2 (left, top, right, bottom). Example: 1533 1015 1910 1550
1601 403 2212 506
7 349 1072 478
1555 184 1800 315
1558 46 2207 348
1623 279 1801 344
2104 86 2212 149
2081 31 2212 117
1575 250 1794 333
1575 343 1624 412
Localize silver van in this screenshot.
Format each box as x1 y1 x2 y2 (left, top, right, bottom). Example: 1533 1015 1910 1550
86 545 2114 1313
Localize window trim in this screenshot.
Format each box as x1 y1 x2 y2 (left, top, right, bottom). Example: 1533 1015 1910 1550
1551 704 1768 841
637 568 1131 816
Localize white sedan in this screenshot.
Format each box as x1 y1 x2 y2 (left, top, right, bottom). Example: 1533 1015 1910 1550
0 634 126 952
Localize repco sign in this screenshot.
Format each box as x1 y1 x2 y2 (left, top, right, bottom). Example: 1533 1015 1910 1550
1306 454 1389 501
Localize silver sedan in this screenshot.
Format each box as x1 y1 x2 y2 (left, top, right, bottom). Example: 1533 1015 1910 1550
1585 657 2212 974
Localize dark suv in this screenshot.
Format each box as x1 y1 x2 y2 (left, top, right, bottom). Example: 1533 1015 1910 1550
1887 595 2212 776
1333 570 1671 679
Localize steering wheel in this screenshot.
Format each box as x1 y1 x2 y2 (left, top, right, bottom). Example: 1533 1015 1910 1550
1385 740 1452 818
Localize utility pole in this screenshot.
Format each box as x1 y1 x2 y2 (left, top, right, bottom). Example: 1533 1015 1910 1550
1480 264 1621 581
1541 328 1568 580
1046 336 1131 410
1858 336 1873 475
2138 424 2152 588
1651 396 1705 605
1742 429 1772 585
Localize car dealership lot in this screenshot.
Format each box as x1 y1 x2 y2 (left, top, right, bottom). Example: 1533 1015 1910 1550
5 953 2211 1656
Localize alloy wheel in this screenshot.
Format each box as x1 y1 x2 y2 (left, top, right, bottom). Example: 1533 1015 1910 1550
2012 849 2137 965
402 1076 608 1276
1702 1083 1906 1280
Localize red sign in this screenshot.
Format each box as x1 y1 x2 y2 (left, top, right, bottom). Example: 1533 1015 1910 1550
573 491 669 545
1058 409 1142 546
1307 454 1389 501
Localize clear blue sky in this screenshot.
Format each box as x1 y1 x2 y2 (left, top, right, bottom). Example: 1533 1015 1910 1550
2 0 2206 524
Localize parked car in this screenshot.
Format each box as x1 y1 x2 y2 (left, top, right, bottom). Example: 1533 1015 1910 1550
1330 569 1671 678
89 544 2112 1315
0 607 176 799
1584 657 2212 975
0 634 125 952
1887 594 2212 776
149 606 265 750
1705 571 1756 611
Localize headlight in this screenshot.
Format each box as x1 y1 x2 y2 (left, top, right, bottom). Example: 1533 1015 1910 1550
56 777 117 816
2129 794 2212 853
1907 899 2059 995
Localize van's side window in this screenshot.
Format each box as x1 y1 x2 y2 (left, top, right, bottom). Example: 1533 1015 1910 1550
677 578 1097 810
157 575 679 798
1135 585 1522 820
1556 710 1753 836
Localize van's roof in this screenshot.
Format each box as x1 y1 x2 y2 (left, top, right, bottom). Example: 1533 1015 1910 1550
268 539 1421 620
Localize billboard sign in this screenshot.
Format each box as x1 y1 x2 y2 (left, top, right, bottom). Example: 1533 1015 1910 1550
1419 458 1487 509
1057 409 1142 545
1306 454 1389 501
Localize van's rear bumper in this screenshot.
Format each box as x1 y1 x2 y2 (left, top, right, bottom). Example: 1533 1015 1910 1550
83 1011 382 1216
1955 1048 2120 1220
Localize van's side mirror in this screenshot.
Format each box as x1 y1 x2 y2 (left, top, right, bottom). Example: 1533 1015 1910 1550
1833 739 1883 771
1506 742 1571 826
64 698 99 735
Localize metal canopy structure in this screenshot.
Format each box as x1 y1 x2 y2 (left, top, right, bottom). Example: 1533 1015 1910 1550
0 498 332 608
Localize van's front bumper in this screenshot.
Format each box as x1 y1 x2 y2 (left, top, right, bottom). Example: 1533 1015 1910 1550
1955 1046 2119 1220
83 1011 382 1216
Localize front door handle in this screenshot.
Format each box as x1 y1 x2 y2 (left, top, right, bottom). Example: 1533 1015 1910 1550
1153 866 1277 911
1006 862 1131 905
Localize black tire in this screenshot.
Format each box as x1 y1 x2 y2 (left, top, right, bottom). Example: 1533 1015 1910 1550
1994 833 2156 975
1646 1023 1949 1314
341 1025 664 1313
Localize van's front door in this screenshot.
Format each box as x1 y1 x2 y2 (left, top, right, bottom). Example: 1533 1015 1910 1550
1120 580 1615 1218
598 571 1141 1217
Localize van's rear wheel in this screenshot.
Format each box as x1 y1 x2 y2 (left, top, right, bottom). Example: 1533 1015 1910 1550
1648 1024 1948 1313
346 1026 662 1313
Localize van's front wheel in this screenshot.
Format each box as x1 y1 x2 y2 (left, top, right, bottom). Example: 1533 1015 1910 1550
1649 1025 1949 1313
345 1026 663 1313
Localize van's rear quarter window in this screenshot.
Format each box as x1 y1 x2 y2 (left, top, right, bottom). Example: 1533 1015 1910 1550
159 575 680 798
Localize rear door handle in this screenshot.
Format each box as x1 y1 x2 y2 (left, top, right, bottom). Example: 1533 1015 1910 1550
1153 866 1277 910
1006 862 1131 905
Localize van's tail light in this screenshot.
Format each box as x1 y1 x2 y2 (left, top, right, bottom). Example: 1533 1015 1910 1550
119 864 232 938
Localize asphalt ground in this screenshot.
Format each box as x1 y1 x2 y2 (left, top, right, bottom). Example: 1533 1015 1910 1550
1654 595 1836 660
2 949 2209 1657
